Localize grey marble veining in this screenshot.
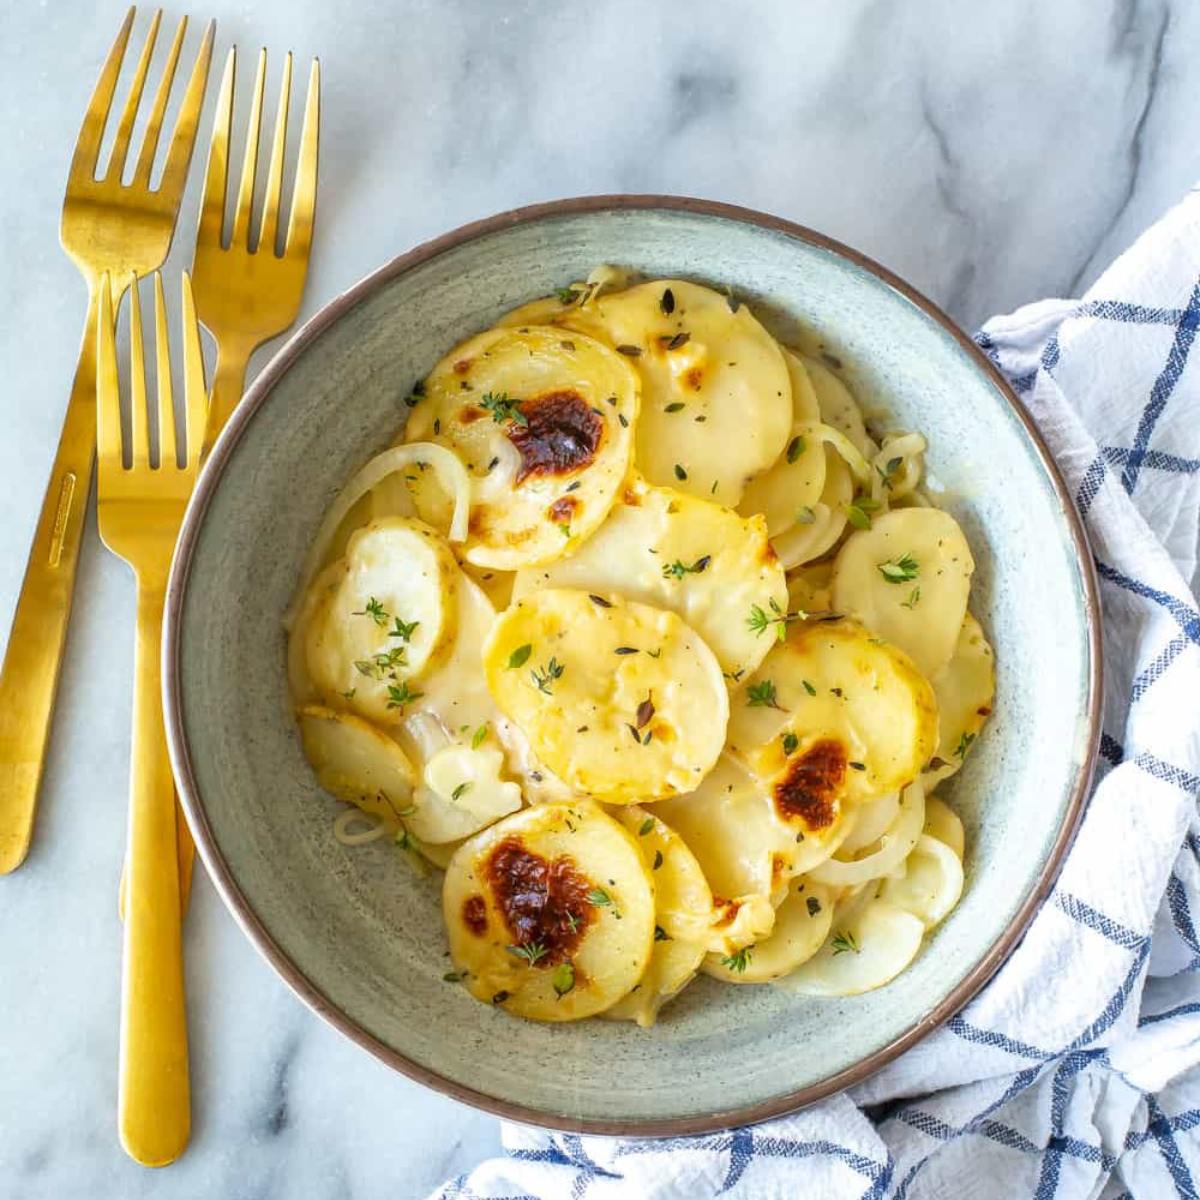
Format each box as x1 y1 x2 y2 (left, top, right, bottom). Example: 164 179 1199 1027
1 1 1198 1196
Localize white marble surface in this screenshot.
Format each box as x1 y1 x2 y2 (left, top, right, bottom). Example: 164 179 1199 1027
2 1 1199 1196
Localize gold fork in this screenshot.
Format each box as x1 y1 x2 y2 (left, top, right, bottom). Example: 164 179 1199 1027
0 8 213 875
193 45 320 445
97 270 207 1166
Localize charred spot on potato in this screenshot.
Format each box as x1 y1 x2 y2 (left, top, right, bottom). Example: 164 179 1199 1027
684 367 705 391
462 894 488 936
508 391 603 485
547 495 580 525
483 836 594 964
453 358 473 375
774 738 845 829
459 404 483 424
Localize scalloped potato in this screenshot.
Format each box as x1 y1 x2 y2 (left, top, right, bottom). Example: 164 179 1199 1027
483 588 729 803
288 271 992 1025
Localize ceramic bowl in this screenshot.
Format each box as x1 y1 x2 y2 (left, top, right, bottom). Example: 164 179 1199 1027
164 196 1101 1135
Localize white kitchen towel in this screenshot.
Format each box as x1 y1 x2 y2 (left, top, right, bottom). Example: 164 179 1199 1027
431 188 1200 1200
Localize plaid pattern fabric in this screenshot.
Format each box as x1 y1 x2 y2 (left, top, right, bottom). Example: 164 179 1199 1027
431 188 1200 1200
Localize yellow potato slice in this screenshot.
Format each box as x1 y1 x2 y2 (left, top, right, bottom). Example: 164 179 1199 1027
923 613 995 787
296 706 417 828
410 742 523 844
443 802 654 1021
727 619 938 817
652 756 854 902
776 897 925 997
831 507 975 678
880 833 964 928
483 589 729 803
802 354 871 454
517 280 791 506
922 795 965 858
771 448 853 570
604 806 713 1026
304 518 458 724
738 351 827 536
702 879 833 983
512 479 787 679
404 325 639 569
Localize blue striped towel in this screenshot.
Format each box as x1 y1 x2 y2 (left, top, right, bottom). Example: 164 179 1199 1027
432 188 1200 1199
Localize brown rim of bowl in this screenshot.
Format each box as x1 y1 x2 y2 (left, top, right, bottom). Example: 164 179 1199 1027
163 193 1103 1138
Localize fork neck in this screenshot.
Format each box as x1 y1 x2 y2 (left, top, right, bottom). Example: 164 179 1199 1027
206 340 258 454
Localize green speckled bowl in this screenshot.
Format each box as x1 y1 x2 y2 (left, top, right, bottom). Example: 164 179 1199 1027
164 196 1101 1134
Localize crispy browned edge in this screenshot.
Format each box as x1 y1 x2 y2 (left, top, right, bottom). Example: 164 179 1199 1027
163 194 1103 1137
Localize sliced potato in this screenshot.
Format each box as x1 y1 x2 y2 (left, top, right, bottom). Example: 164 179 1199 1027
807 781 925 887
838 790 900 855
411 742 523 843
923 613 995 787
483 588 728 803
526 280 792 506
702 879 833 983
787 561 834 617
404 325 639 569
512 479 787 678
604 807 712 1026
772 448 853 569
831 507 974 678
727 619 939 816
738 351 827 537
776 897 925 996
297 706 416 827
652 756 854 903
922 795 965 859
880 833 963 928
802 354 871 454
443 803 654 1021
305 518 459 724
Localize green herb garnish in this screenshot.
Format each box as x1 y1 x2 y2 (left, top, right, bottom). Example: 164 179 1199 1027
352 597 388 627
831 930 860 955
385 681 423 710
531 656 565 695
786 435 806 464
747 679 782 710
507 643 533 669
480 391 528 427
782 731 799 756
587 888 612 907
507 941 548 966
451 781 473 802
954 731 976 759
661 555 710 580
720 946 753 973
552 961 576 997
878 553 919 584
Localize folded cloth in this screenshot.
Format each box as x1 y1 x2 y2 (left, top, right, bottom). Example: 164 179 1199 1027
431 188 1200 1200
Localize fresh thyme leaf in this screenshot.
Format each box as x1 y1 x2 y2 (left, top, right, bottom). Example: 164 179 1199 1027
352 597 389 627
802 679 817 696
660 331 690 351
531 656 565 694
618 412 629 427
587 888 612 907
720 946 753 973
660 287 675 315
395 828 411 850
471 724 488 749
954 731 976 759
786 434 806 464
664 402 685 413
673 463 688 481
614 646 639 655
565 911 581 933
747 679 782 709
354 646 408 679
389 616 419 641
555 286 579 303
450 781 473 802
844 503 873 530
796 505 816 525
507 643 533 669
831 930 860 955
654 924 671 941
747 598 806 641
340 688 357 700
616 344 642 357
638 817 655 836
647 647 662 658
848 761 866 771
443 971 465 983
901 585 921 610
507 941 548 966
782 731 799 756
588 594 612 608
653 850 664 870
661 556 710 580
877 553 919 583
480 391 528 427
386 681 423 710
552 961 576 997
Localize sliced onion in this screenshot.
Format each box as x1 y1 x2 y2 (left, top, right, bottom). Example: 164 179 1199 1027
839 792 900 855
333 808 389 845
870 432 926 503
880 833 964 927
403 710 452 761
284 443 470 628
807 781 926 887
793 421 872 486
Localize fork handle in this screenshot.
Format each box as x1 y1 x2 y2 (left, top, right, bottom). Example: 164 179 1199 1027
119 572 190 1167
0 285 101 873
204 343 254 455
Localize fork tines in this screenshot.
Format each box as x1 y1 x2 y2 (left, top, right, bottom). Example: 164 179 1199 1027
70 7 214 196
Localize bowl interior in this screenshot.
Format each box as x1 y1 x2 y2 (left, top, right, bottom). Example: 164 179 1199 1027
171 201 1096 1132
